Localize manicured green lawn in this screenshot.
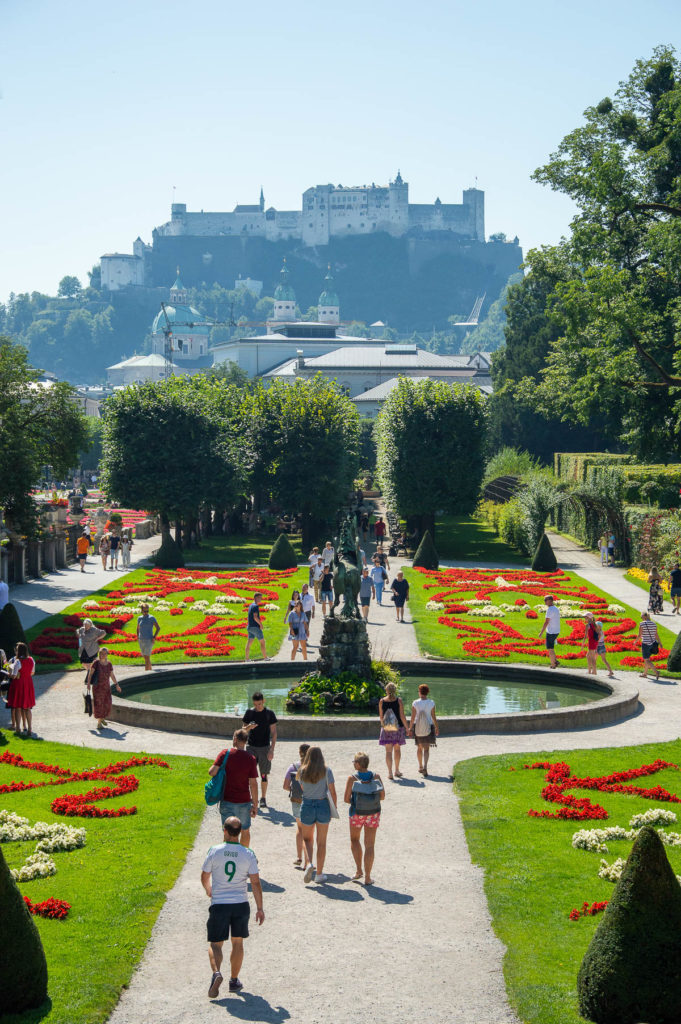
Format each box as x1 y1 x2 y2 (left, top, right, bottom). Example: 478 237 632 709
433 515 527 564
405 566 677 672
26 566 309 673
0 731 208 1024
455 740 681 1024
182 531 304 565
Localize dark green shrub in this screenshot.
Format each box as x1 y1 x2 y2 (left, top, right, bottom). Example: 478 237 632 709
578 826 681 1023
412 529 439 569
0 603 27 656
153 532 184 569
667 630 681 673
531 533 557 572
268 533 298 570
289 660 400 713
0 846 48 1014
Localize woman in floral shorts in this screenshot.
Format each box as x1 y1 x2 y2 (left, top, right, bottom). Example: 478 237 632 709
343 752 385 886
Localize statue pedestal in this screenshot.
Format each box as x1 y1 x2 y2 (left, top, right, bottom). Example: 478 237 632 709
317 616 371 678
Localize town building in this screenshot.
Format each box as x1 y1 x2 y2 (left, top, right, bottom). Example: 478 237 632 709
106 353 184 386
150 271 213 361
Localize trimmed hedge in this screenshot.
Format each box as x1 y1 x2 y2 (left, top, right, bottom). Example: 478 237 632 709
0 603 27 656
531 533 557 572
0 846 48 1015
268 533 299 570
153 532 184 569
412 529 439 570
554 452 681 506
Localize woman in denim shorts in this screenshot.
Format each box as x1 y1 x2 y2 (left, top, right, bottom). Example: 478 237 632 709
298 747 337 886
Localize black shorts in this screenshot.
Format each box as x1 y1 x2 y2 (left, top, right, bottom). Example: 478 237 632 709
247 745 272 779
361 597 371 607
207 901 250 942
545 633 558 650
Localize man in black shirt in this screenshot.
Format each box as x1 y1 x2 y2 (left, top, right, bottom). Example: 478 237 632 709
669 563 681 614
242 692 278 808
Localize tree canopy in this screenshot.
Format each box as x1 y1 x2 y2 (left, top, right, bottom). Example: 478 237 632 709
519 47 681 459
376 378 487 538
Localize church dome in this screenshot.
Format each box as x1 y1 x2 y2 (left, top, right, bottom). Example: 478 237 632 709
151 303 210 336
274 260 295 302
318 267 339 307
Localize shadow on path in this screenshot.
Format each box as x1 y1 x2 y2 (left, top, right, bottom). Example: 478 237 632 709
215 993 291 1022
364 884 413 905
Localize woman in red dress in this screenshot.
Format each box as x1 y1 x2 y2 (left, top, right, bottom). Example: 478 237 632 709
86 647 121 730
9 642 36 737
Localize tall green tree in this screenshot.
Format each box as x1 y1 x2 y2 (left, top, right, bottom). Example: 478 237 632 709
57 275 82 298
0 336 89 530
523 47 681 459
376 378 487 539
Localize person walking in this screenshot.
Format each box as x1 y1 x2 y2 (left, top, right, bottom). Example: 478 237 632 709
283 743 311 868
322 541 335 568
593 617 615 677
320 565 334 615
312 557 324 603
244 592 267 662
368 510 376 539
299 746 337 885
344 751 385 885
391 571 409 622
307 546 320 586
375 545 391 574
359 567 374 622
301 583 315 623
598 533 608 566
209 729 259 843
408 683 439 777
86 647 121 730
120 532 133 568
109 531 120 570
374 517 386 545
7 643 36 736
648 568 664 615
99 533 111 571
607 532 616 566
283 590 301 621
378 681 408 779
76 532 90 573
136 602 160 671
288 599 309 661
369 556 388 606
669 562 681 614
539 595 561 669
360 512 369 544
76 618 106 675
242 692 277 808
584 613 600 675
201 816 265 998
638 612 660 680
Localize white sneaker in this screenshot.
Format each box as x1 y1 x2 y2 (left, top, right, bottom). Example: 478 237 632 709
304 864 315 883
315 873 327 883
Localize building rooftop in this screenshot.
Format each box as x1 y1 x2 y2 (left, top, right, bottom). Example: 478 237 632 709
291 346 475 370
107 353 179 371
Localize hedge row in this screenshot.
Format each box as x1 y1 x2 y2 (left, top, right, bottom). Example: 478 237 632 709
554 453 681 507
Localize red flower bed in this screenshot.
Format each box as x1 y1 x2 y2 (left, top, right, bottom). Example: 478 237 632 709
523 759 680 820
24 896 71 920
569 900 608 921
30 567 298 666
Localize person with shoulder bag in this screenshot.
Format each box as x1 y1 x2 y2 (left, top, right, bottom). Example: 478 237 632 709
344 751 385 885
408 683 439 777
378 682 408 779
283 743 311 868
298 746 337 885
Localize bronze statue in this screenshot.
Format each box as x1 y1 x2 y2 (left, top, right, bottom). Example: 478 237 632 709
330 515 361 619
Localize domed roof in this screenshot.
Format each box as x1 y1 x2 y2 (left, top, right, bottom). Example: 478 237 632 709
151 303 210 336
274 260 295 302
318 267 339 307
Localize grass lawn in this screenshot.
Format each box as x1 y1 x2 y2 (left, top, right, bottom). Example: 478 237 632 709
431 515 527 564
26 566 309 673
405 565 678 673
455 740 681 1024
182 531 304 565
0 730 208 1024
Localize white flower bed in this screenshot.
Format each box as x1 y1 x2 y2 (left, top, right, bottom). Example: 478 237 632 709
598 857 627 882
11 851 56 882
494 576 514 588
426 601 445 611
207 606 236 616
82 601 102 611
630 808 677 829
607 604 625 613
262 603 280 611
468 605 505 617
205 576 219 585
572 826 634 853
463 599 488 606
1 810 87 881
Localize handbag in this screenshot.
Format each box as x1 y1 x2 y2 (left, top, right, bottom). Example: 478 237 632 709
650 641 660 655
205 750 229 805
326 777 340 820
83 690 93 716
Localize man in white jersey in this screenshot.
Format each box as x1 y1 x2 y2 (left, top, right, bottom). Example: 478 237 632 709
201 816 265 998
538 594 561 669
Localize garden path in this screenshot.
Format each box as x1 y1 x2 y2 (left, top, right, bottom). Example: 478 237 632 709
10 533 162 631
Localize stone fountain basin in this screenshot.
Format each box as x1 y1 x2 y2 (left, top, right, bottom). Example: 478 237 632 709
109 659 639 739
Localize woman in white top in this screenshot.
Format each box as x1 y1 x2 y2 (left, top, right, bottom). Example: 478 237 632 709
637 612 660 681
408 683 439 777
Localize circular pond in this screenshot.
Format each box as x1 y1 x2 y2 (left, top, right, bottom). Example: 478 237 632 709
123 672 602 717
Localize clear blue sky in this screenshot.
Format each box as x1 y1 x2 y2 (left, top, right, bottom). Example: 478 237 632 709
1 0 680 300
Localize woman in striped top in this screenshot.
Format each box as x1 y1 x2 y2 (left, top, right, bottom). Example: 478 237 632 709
637 612 660 680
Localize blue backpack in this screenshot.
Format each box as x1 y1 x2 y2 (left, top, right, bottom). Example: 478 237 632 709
205 750 230 805
351 773 383 815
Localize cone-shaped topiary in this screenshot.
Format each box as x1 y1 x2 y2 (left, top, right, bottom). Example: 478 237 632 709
666 629 681 673
153 532 184 569
0 602 27 656
0 846 48 1014
412 529 439 570
531 532 557 572
268 533 299 570
577 825 681 1024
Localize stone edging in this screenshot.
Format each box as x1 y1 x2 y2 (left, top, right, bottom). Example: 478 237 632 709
109 659 639 739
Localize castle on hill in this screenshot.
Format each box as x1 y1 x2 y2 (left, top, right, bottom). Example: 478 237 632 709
100 172 485 290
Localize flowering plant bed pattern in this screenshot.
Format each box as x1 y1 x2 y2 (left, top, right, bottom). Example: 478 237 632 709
27 566 306 670
456 741 681 1024
0 731 208 1024
406 566 676 671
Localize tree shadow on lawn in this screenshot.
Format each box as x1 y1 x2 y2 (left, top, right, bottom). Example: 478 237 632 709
216 993 290 1022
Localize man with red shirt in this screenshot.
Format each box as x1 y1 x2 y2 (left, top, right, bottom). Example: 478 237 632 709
374 517 386 543
208 730 259 847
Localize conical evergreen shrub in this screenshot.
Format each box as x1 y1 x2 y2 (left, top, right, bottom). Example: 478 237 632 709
531 532 557 572
268 533 299 570
578 825 681 1024
0 602 27 656
666 629 681 673
412 529 439 570
153 532 184 569
0 846 48 1014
